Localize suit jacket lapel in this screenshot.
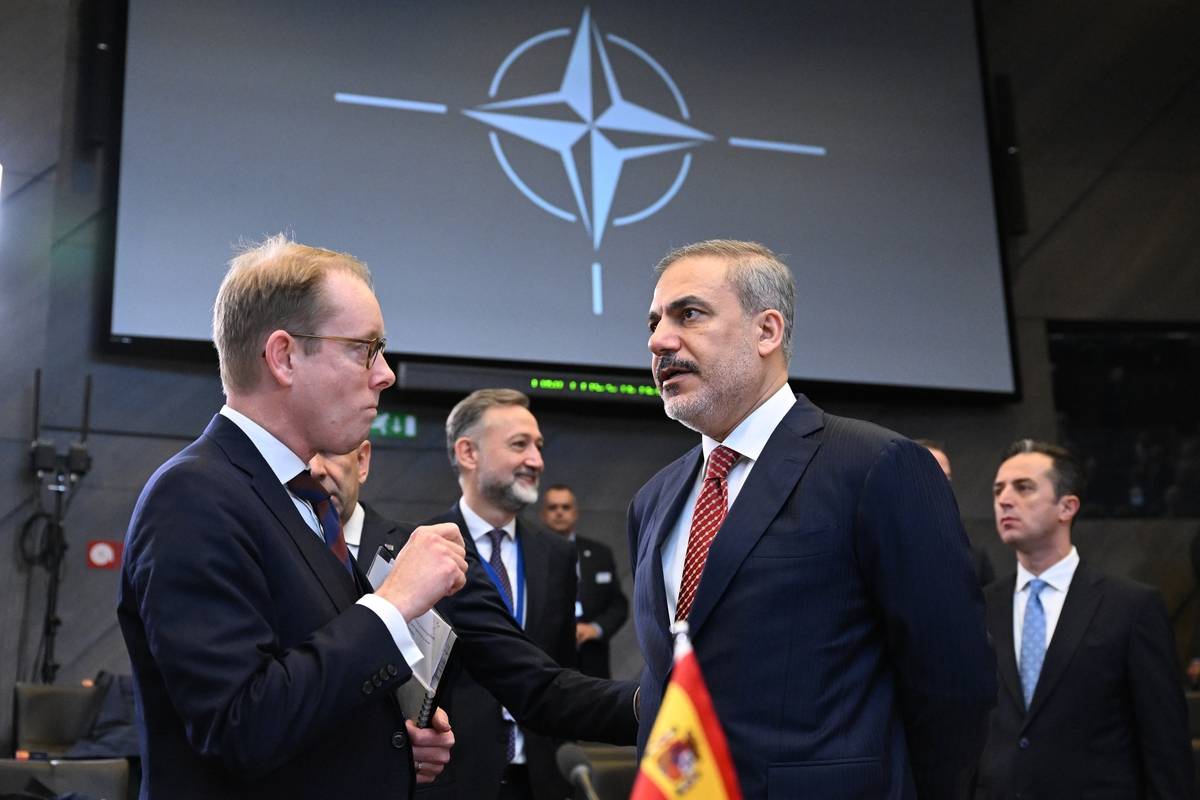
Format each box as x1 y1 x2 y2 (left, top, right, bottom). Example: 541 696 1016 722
685 398 824 637
1024 561 1103 726
517 519 545 633
640 449 703 681
205 415 360 612
989 577 1024 712
358 503 403 573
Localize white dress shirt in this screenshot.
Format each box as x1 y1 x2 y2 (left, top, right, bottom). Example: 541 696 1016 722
342 503 366 561
1012 546 1080 668
218 406 422 671
457 497 526 764
660 383 797 621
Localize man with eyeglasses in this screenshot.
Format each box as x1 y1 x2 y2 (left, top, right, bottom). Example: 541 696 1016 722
117 236 636 800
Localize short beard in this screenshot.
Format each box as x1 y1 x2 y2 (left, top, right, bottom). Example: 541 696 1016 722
660 343 757 437
483 473 539 513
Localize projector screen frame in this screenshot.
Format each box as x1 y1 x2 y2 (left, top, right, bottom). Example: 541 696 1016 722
95 0 1023 409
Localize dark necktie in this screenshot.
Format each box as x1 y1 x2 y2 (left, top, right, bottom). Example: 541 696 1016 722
676 445 740 622
287 471 352 574
486 528 517 762
486 529 514 612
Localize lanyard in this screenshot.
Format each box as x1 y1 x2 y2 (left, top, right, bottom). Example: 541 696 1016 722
481 531 526 628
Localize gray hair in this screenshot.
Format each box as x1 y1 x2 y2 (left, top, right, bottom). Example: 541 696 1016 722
444 388 531 475
654 239 796 360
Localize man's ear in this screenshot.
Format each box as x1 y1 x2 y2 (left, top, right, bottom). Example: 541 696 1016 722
755 309 785 358
1058 494 1081 524
453 437 477 472
357 440 372 485
262 330 297 387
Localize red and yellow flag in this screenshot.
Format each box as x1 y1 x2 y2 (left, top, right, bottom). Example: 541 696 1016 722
630 627 741 799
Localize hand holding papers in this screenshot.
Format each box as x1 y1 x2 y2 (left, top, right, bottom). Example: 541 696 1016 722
368 546 458 726
374 522 467 620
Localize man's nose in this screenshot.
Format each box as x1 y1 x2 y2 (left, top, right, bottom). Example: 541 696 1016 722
648 323 679 356
372 354 396 389
528 447 545 470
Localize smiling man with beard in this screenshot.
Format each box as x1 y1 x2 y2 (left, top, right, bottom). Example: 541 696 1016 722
628 239 996 799
420 389 576 800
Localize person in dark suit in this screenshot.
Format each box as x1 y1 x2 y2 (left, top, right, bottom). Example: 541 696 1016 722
418 389 577 800
308 438 405 569
118 236 468 799
630 239 995 799
120 238 637 800
540 484 629 678
977 439 1193 799
914 438 998 586
308 437 641 786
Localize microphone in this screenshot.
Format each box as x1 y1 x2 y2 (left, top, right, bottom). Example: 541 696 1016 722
556 743 601 800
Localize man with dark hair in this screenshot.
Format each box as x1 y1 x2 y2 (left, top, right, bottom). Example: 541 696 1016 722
914 438 996 586
977 438 1193 798
630 239 995 798
541 484 629 678
420 389 577 800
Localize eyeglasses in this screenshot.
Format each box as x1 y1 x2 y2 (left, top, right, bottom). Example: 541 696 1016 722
288 333 387 369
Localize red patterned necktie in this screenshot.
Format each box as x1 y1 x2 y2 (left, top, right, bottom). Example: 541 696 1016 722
287 471 352 574
675 445 740 621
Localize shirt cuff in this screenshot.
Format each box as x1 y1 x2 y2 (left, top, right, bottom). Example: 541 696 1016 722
357 594 424 671
592 622 604 639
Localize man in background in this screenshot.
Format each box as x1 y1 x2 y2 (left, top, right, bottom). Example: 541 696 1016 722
541 484 629 678
309 439 406 567
420 389 576 800
977 439 1192 798
915 438 996 586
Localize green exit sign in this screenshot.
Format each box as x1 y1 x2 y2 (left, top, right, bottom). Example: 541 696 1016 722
371 412 418 439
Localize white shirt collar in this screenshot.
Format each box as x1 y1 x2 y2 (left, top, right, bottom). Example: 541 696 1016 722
1016 546 1080 594
342 502 366 548
700 382 796 463
458 497 516 543
219 405 308 484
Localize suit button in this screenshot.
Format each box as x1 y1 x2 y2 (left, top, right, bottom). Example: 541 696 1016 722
362 681 374 695
392 731 407 749
1018 737 1029 750
387 664 399 676
372 675 384 687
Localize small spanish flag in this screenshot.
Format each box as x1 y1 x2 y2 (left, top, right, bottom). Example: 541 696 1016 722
630 624 742 799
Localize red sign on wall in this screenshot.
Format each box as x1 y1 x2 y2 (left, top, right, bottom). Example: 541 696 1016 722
86 540 123 569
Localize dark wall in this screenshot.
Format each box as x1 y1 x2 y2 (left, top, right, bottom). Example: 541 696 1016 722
1 0 1198 754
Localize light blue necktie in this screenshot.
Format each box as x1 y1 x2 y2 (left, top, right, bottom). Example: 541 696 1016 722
1019 578 1049 709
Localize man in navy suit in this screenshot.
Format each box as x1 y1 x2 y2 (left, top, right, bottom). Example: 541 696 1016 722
119 239 636 800
419 389 577 800
118 236 467 799
976 440 1192 798
629 239 996 798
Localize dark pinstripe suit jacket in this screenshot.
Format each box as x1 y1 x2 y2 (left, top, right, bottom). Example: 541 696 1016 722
628 395 996 799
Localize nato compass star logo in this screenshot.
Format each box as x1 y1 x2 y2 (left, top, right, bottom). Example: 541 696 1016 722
335 8 825 315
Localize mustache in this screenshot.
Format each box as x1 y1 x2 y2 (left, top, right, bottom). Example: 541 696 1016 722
655 353 700 384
